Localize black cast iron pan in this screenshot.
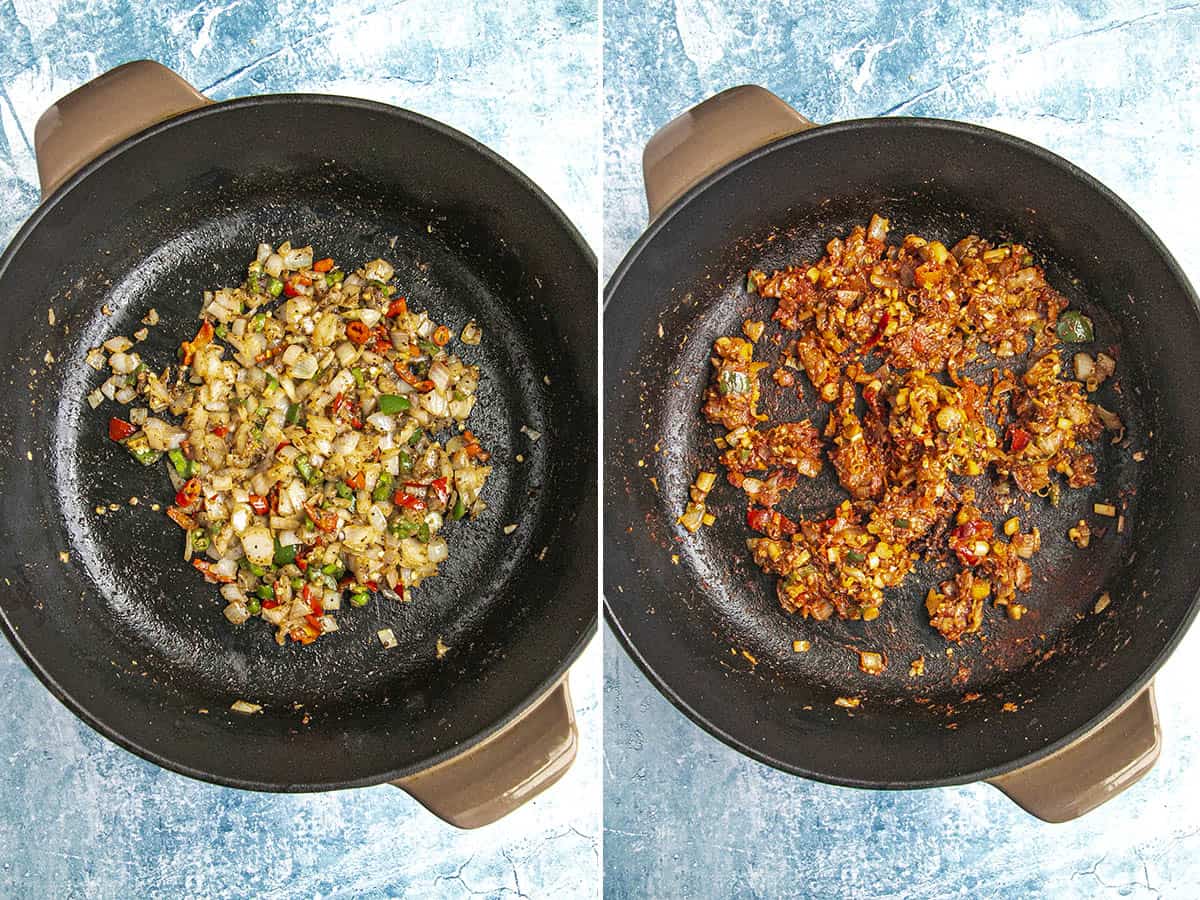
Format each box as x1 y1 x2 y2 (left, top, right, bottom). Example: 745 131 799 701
604 86 1200 821
0 61 596 828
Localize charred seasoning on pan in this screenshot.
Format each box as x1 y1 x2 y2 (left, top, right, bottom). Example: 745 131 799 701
689 216 1123 642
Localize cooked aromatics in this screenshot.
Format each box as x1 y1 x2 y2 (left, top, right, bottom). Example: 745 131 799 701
699 217 1120 642
90 243 492 645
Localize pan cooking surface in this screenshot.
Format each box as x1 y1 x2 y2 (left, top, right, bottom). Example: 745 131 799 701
605 119 1200 785
55 187 549 710
650 201 1144 704
0 97 596 789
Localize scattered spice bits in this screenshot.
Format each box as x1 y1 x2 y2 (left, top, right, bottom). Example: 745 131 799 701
1094 592 1111 614
230 700 262 714
834 696 861 709
503 524 518 535
435 637 450 659
1068 519 1092 549
58 551 70 564
1002 702 1019 713
858 650 886 675
793 639 810 652
741 649 758 665
378 628 398 649
678 470 717 533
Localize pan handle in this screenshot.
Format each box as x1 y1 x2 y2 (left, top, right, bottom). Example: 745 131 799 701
988 682 1160 822
392 677 578 829
33 60 210 198
641 84 816 221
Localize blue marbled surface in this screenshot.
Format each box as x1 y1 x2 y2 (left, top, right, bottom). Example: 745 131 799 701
604 2 1200 898
0 2 599 897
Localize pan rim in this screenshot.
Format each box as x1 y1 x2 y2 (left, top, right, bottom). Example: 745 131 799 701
0 91 597 793
603 113 1200 789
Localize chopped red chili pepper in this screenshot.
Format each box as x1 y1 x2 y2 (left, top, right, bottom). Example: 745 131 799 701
261 599 280 610
346 470 365 490
862 311 890 349
267 482 281 513
211 425 229 438
330 392 346 416
432 325 451 347
175 477 201 508
296 556 308 572
165 506 197 531
304 501 338 532
1008 426 1031 454
275 440 291 454
346 321 370 345
365 580 379 591
746 506 798 539
950 520 995 566
393 490 427 511
108 417 136 442
430 477 450 505
180 320 213 366
304 614 323 633
248 494 269 515
394 363 435 393
192 558 234 583
312 258 335 273
386 297 408 318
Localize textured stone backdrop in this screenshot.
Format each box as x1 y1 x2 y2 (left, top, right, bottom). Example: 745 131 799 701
0 2 600 898
603 2 1200 898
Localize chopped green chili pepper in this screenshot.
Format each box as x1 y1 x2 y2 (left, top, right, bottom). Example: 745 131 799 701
323 574 338 590
388 518 418 538
408 429 424 447
214 323 228 340
893 518 911 529
168 448 191 478
372 471 393 502
246 598 262 615
290 576 304 590
191 528 209 551
255 584 275 600
845 549 866 564
273 541 297 567
1056 310 1094 343
452 390 466 402
367 279 387 291
267 277 284 297
718 370 751 396
377 394 411 415
264 374 279 395
1021 253 1034 267
294 457 316 483
418 339 438 356
351 367 365 388
238 557 268 578
336 482 353 500
397 450 413 474
417 521 430 543
251 312 267 332
328 270 345 285
451 495 466 520
321 562 342 577
349 591 369 607
127 446 162 466
285 402 302 426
